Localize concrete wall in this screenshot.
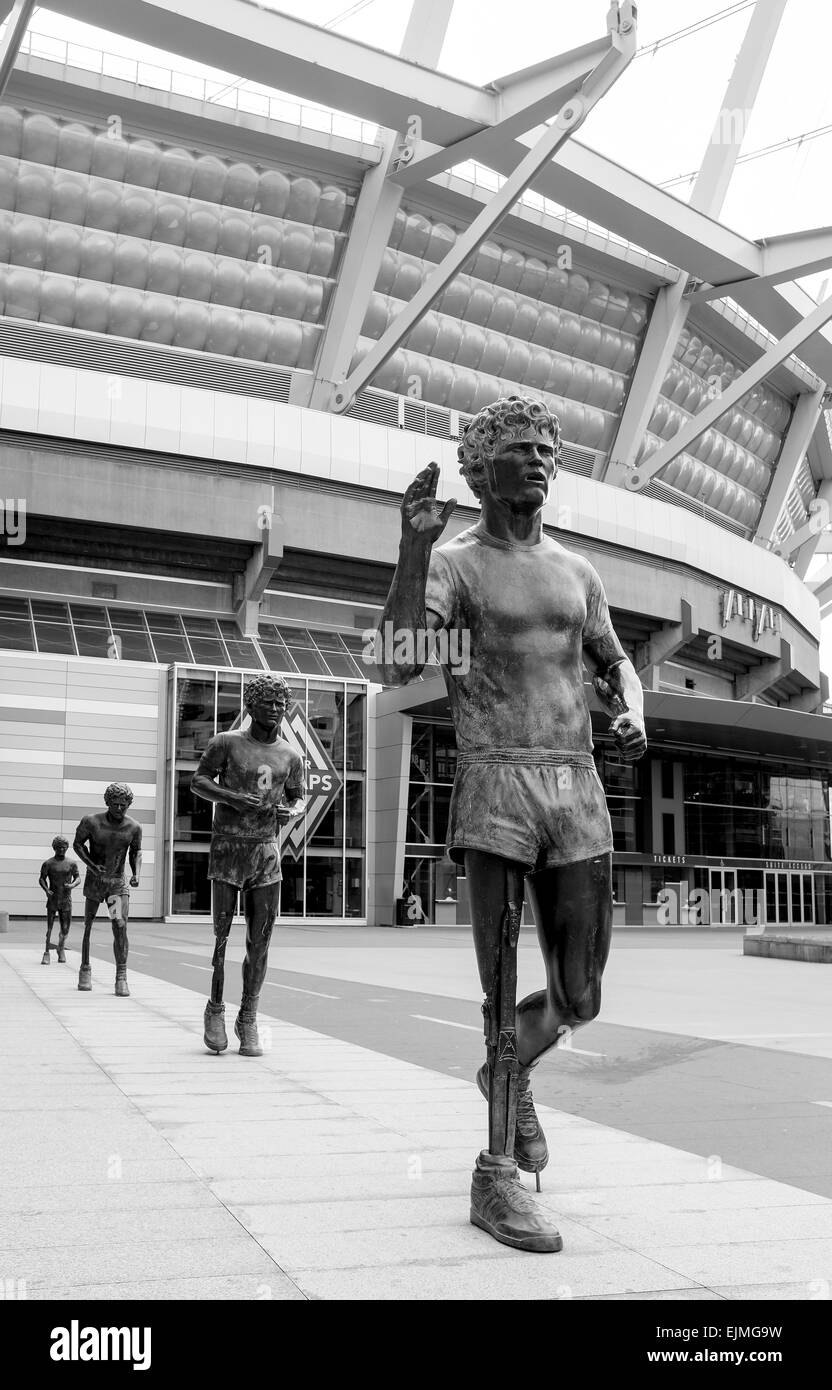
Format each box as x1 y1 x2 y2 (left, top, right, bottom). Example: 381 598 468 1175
0 651 164 918
367 700 411 928
1 351 819 643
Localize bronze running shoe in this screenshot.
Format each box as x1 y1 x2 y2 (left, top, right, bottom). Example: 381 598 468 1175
234 1009 263 1057
476 1063 549 1175
470 1153 562 1252
78 964 92 991
203 1001 228 1054
114 968 130 998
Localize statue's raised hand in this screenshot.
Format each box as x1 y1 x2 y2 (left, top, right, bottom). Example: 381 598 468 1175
402 462 456 545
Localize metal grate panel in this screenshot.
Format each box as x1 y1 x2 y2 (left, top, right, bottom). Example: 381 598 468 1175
0 318 299 402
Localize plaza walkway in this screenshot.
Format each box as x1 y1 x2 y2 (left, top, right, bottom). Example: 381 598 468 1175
3 938 832 1301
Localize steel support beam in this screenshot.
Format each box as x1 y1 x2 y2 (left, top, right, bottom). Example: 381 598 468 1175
301 136 401 411
794 465 832 576
635 600 696 686
302 0 456 413
690 227 832 303
400 0 454 69
332 2 637 412
735 637 792 704
0 0 35 96
605 0 787 486
690 0 787 217
233 511 284 636
46 0 832 380
776 477 832 559
809 555 832 614
391 39 608 186
754 385 826 545
600 281 688 482
624 296 832 493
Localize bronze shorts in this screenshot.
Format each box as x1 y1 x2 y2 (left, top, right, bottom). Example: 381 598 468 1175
208 837 282 889
447 748 613 870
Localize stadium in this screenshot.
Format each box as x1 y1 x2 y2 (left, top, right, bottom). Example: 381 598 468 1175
1 0 832 931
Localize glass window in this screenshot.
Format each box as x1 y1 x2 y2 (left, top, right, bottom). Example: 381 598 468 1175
70 604 112 659
217 673 242 733
410 724 432 781
310 789 343 848
148 612 192 663
345 856 364 917
342 631 372 680
403 856 433 922
174 769 212 840
110 609 155 662
183 617 229 667
31 600 75 655
172 850 211 913
599 752 639 797
176 675 216 758
218 622 262 670
258 624 298 674
309 629 363 678
433 725 457 783
305 854 343 916
407 781 432 841
308 686 344 768
278 626 329 675
609 798 638 853
345 687 365 771
661 761 674 800
279 857 304 916
0 595 34 651
345 780 363 849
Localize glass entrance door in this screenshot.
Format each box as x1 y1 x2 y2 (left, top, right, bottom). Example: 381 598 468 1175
765 871 814 926
709 868 738 923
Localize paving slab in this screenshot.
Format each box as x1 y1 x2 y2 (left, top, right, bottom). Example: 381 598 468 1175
4 944 832 1302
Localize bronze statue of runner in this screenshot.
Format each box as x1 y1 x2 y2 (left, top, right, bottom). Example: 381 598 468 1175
38 836 80 964
73 783 142 997
192 674 306 1057
380 394 646 1253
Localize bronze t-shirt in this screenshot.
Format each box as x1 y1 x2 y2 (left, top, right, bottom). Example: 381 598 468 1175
424 523 624 753
196 729 305 841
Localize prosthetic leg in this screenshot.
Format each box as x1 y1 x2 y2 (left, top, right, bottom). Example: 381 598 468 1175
483 865 523 1164
78 903 94 990
469 864 562 1253
204 882 234 1053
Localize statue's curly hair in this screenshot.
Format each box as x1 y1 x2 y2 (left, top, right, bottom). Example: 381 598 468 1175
244 673 292 712
51 835 69 851
458 394 561 498
104 782 134 807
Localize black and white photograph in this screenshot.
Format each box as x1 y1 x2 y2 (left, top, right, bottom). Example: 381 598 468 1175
0 0 830 1356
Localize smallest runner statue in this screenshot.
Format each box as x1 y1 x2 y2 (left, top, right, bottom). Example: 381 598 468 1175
72 783 142 997
39 836 80 964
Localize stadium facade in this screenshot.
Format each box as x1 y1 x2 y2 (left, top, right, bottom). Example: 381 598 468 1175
2 1 832 929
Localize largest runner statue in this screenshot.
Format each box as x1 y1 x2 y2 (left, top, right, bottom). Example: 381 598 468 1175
380 395 646 1253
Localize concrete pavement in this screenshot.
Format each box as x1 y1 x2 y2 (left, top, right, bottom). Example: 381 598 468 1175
3 940 832 1301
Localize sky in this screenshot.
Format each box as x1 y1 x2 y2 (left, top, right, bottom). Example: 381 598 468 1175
16 1 832 674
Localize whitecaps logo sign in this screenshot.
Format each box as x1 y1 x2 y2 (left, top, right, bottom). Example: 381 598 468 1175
279 701 342 859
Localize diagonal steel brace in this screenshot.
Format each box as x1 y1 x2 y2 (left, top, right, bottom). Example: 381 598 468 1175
331 1 638 414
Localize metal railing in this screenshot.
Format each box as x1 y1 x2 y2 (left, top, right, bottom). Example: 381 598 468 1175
16 29 672 272
17 29 381 146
